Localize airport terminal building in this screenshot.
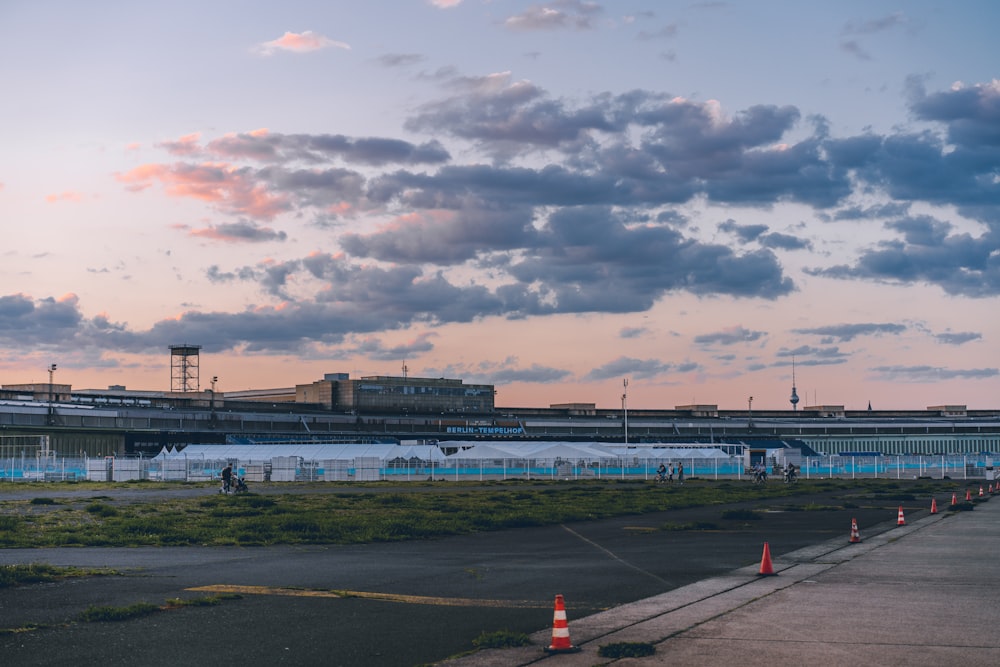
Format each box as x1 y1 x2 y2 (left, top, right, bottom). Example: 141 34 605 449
2 372 999 458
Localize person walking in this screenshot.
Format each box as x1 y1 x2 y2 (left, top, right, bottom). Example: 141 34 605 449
221 463 233 494
677 462 685 485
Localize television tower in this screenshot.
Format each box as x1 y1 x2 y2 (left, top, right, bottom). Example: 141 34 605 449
789 356 800 411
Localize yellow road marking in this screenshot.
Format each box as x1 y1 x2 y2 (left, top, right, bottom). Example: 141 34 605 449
187 584 550 608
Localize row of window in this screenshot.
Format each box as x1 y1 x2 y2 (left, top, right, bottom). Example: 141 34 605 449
811 437 998 455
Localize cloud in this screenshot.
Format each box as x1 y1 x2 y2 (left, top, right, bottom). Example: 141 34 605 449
869 365 998 383
839 39 871 61
341 206 538 265
84 77 1000 363
255 31 350 56
424 357 571 385
376 53 426 68
792 322 906 342
718 219 767 242
585 355 697 381
694 326 767 346
776 345 850 363
934 331 981 345
116 162 290 220
187 220 288 243
204 130 450 166
349 332 437 361
636 24 678 41
839 12 911 61
619 326 647 339
503 1 603 32
807 214 1000 297
827 201 910 221
760 232 812 251
0 293 87 346
909 79 1000 150
44 191 85 204
842 12 909 36
157 133 202 156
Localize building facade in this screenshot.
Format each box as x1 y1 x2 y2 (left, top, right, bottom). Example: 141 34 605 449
295 373 495 414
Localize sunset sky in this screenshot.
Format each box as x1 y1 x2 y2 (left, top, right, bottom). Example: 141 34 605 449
1 1 998 410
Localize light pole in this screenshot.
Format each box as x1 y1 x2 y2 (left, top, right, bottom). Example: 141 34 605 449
210 376 218 420
47 363 57 425
748 395 754 430
622 378 629 447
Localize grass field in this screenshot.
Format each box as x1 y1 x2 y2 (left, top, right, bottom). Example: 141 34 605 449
0 477 952 549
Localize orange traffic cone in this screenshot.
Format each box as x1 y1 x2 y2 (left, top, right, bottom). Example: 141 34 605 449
951 492 958 506
758 542 776 576
966 489 972 502
990 485 995 495
896 506 906 526
979 486 985 497
930 498 938 514
849 518 861 543
544 594 580 653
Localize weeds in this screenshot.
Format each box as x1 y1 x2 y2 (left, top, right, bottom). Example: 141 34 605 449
77 602 160 623
472 629 531 649
0 564 116 589
598 642 656 658
660 521 719 531
0 479 940 548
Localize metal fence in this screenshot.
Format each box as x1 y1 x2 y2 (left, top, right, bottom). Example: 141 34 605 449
0 454 994 483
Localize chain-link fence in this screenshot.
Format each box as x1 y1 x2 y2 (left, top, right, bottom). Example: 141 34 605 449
1 453 994 483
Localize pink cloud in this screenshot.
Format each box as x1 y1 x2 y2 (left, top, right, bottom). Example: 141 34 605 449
156 133 203 156
256 31 350 55
44 191 85 203
116 161 289 220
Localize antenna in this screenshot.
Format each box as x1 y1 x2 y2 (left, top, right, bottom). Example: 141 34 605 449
402 361 408 380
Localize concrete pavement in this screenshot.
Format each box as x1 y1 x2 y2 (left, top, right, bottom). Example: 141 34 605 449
446 496 1000 666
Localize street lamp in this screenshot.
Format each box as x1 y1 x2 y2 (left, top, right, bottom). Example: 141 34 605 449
210 376 218 420
748 395 754 430
622 378 629 447
47 363 57 425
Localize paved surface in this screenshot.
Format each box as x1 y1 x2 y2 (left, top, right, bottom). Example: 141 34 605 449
0 481 989 665
445 496 1000 666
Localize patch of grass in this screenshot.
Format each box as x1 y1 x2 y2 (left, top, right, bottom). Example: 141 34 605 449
0 563 116 589
0 622 50 636
598 641 656 658
29 497 58 505
85 502 118 517
472 629 531 649
164 594 241 608
660 521 719 531
0 479 931 548
77 602 160 623
802 504 842 511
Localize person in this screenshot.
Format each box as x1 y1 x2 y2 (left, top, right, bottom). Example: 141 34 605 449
784 462 797 483
656 463 667 482
668 463 674 482
221 464 233 493
677 462 684 485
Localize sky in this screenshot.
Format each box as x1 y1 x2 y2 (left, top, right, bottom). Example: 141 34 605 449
1 1 998 410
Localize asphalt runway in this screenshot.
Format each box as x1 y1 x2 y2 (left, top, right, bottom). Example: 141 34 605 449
0 480 945 666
